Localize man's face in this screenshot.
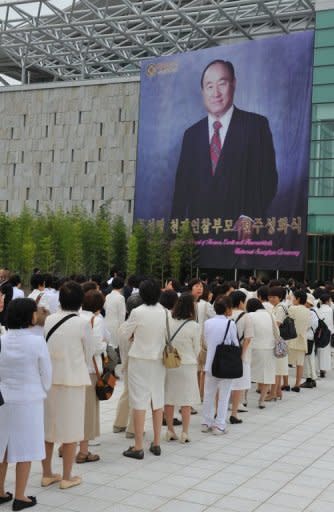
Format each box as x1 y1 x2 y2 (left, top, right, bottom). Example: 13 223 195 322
202 63 235 118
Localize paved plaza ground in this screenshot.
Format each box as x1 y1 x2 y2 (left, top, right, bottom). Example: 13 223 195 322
5 369 334 512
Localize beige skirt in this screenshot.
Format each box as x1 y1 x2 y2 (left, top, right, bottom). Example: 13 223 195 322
128 357 165 410
165 364 200 406
251 348 276 385
45 385 85 443
288 349 305 367
84 374 100 441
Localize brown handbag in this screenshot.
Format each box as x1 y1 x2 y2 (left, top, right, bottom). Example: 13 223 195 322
163 311 189 369
93 354 117 401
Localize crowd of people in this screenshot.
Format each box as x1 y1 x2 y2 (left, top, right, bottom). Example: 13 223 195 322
0 267 334 509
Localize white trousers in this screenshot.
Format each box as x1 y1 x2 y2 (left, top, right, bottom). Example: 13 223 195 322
317 344 331 372
304 342 316 380
202 373 233 430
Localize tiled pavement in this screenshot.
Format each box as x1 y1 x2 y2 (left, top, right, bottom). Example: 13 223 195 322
4 369 334 512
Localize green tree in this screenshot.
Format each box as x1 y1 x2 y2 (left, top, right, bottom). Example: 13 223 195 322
110 216 127 271
127 233 138 275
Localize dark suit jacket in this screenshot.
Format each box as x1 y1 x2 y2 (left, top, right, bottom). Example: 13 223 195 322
171 107 278 221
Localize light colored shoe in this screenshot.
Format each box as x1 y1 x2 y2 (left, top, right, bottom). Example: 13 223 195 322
237 403 248 412
165 430 179 441
113 426 126 433
125 431 135 439
212 427 228 435
41 474 62 487
180 432 190 443
59 476 82 490
201 424 212 433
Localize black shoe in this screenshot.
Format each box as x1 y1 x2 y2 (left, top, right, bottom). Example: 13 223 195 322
281 385 291 391
123 446 144 460
291 386 300 392
149 443 161 456
163 417 182 426
312 379 317 387
12 497 37 511
230 416 243 424
320 370 326 378
300 380 314 389
0 492 13 504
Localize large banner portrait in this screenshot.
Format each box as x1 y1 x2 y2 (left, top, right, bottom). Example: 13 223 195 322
134 31 314 270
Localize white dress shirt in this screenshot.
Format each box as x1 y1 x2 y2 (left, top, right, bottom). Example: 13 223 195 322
208 105 234 147
203 315 239 375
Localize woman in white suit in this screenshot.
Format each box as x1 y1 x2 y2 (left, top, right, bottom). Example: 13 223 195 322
122 279 166 460
164 293 201 443
247 298 279 409
0 298 51 511
104 277 126 348
42 281 94 490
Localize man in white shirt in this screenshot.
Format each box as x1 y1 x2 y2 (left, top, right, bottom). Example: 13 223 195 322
202 296 239 435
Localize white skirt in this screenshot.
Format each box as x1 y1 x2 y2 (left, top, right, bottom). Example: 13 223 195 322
44 385 85 443
0 401 45 463
128 357 165 410
317 344 331 372
276 355 288 376
251 349 276 385
232 362 251 390
165 364 201 406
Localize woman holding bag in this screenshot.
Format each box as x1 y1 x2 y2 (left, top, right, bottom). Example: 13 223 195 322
164 293 201 443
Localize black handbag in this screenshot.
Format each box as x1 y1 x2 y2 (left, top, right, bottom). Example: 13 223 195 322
278 305 297 340
211 320 243 379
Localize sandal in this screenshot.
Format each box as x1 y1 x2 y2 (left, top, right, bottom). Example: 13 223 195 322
75 451 100 463
0 492 13 504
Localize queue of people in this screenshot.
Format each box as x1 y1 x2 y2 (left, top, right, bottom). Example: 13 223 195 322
0 268 334 509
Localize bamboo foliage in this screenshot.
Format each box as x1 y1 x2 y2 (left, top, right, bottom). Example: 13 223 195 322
0 208 197 284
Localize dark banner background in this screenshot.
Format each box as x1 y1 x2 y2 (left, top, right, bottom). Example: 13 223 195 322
134 31 314 270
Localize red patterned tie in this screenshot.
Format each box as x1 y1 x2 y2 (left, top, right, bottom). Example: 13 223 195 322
210 120 222 176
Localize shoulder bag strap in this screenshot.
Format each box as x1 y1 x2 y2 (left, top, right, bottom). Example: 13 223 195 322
280 304 288 316
235 312 246 342
45 313 77 342
169 319 191 343
221 320 231 345
165 309 171 345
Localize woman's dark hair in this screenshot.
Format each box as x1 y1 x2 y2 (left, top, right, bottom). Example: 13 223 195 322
59 281 84 311
246 298 264 313
319 292 331 305
9 274 22 287
293 290 307 305
214 295 232 315
43 273 54 288
81 281 98 294
257 286 269 302
30 273 45 290
112 277 124 290
6 298 37 329
267 286 284 300
82 289 105 313
139 279 161 306
201 284 211 302
160 290 178 310
166 278 181 293
172 292 195 320
230 290 247 308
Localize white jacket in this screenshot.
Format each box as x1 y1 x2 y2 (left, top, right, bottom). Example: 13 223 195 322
0 328 52 402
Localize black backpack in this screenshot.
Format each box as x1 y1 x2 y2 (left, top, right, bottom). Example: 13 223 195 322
312 309 331 348
279 305 297 340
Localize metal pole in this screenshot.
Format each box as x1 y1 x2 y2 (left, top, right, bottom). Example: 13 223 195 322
276 270 279 280
234 268 237 282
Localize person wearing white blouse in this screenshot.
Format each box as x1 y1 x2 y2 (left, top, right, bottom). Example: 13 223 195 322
104 277 126 348
202 296 239 435
316 293 334 378
0 298 52 511
122 280 166 460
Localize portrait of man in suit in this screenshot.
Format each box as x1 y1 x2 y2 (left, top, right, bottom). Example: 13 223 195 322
171 59 278 225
